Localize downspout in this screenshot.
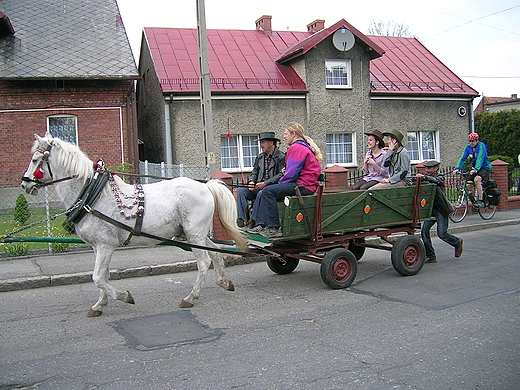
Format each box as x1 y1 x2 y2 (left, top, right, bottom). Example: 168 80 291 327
164 95 173 165
360 60 367 158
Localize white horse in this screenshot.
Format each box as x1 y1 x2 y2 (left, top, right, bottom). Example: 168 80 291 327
21 134 246 316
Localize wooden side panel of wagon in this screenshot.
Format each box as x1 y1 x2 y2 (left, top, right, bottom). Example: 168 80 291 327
278 183 436 240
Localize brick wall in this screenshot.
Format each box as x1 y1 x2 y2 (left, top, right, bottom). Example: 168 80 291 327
0 80 136 186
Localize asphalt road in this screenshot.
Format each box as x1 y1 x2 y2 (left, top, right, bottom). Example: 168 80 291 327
1 225 519 390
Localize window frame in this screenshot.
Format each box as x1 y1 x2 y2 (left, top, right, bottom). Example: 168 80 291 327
325 132 357 168
325 59 352 89
46 114 78 145
220 134 260 173
406 130 440 164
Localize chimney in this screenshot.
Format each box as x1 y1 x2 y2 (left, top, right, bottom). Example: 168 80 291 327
512 94 518 100
307 19 325 33
255 15 272 32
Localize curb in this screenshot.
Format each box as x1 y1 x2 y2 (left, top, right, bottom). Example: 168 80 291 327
0 253 268 293
1 218 518 293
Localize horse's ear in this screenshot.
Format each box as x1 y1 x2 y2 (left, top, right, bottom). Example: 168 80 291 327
34 134 50 148
44 130 53 138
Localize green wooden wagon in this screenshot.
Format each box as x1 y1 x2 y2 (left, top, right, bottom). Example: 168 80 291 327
248 179 436 289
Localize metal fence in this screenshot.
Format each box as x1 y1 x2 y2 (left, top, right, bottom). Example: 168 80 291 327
0 162 209 252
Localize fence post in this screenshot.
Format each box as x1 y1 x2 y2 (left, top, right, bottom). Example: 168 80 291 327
490 159 509 210
323 165 349 188
209 170 234 240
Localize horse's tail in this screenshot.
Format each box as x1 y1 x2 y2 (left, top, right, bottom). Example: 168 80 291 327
206 179 247 252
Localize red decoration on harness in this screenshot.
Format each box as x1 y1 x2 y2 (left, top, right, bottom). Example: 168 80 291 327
33 168 44 179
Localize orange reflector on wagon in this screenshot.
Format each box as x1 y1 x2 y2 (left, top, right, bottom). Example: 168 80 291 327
421 199 427 207
364 205 371 214
296 213 304 222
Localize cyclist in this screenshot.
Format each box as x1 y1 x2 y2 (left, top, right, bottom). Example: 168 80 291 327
453 132 491 207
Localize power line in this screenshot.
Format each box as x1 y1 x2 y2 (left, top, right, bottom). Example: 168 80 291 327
426 4 520 40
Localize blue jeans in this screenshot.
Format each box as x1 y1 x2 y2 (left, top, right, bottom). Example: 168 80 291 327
251 183 313 228
421 207 461 259
236 187 258 221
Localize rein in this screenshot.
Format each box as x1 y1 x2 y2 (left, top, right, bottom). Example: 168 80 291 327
84 206 253 256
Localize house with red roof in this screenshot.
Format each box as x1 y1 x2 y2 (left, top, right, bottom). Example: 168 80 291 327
474 94 519 113
0 0 138 187
137 16 478 174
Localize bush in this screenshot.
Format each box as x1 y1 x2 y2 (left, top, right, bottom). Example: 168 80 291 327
1 242 29 256
13 194 31 224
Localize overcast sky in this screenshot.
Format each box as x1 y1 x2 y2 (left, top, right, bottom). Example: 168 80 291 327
117 0 520 102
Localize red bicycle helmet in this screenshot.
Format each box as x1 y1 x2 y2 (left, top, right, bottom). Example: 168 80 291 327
468 132 479 141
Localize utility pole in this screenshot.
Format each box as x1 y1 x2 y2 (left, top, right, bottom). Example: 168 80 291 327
196 0 216 173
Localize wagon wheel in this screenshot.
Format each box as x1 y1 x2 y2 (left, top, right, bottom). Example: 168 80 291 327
320 248 358 289
391 235 425 276
266 256 299 274
348 238 366 261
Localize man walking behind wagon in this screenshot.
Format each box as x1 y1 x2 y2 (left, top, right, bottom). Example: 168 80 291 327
236 132 285 229
416 160 463 263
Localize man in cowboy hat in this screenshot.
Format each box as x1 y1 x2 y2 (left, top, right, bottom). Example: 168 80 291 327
371 129 411 189
417 160 463 263
236 131 285 228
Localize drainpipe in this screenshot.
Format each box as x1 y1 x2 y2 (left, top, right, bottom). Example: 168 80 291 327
164 96 173 165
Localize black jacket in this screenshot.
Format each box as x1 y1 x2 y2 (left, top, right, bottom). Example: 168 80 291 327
248 147 285 185
421 172 454 217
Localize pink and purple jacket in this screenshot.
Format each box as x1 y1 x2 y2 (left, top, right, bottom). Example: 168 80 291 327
279 140 321 193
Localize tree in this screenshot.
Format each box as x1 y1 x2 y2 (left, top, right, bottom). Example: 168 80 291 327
367 20 414 37
475 109 520 164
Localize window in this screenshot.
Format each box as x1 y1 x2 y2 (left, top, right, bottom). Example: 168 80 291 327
47 115 77 144
326 133 356 167
325 60 352 89
407 131 438 163
220 134 259 172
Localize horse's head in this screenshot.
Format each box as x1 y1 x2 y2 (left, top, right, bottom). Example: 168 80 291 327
21 134 55 195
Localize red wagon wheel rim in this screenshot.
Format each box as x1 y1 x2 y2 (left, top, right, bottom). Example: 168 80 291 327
333 258 353 283
403 245 420 268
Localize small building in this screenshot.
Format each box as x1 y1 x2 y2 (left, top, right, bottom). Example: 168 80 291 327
0 0 139 187
475 94 520 113
137 16 478 175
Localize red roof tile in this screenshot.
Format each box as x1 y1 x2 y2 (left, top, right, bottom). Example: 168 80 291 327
145 27 310 93
144 23 476 97
369 36 477 96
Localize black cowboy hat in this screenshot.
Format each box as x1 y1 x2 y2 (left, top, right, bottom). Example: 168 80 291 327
256 132 280 142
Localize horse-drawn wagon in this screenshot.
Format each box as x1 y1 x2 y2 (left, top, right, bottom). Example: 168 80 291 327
247 179 436 289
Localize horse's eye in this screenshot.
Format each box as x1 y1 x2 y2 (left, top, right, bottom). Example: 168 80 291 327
32 159 38 163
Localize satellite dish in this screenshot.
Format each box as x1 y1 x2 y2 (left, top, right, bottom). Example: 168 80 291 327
332 28 355 52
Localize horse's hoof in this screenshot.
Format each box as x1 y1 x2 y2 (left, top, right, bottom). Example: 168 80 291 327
124 291 135 305
228 281 235 291
179 299 193 308
87 308 103 317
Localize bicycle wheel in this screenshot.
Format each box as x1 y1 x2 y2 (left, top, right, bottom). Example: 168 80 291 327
478 198 497 220
449 186 468 223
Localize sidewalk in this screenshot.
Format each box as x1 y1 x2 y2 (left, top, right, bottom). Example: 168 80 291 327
1 208 520 292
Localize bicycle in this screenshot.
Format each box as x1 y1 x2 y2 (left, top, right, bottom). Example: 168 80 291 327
448 172 498 223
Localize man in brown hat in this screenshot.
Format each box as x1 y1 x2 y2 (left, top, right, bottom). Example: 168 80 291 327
371 129 411 189
353 129 389 190
236 132 285 228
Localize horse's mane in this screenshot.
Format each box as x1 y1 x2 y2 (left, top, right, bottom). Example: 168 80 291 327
34 137 94 180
